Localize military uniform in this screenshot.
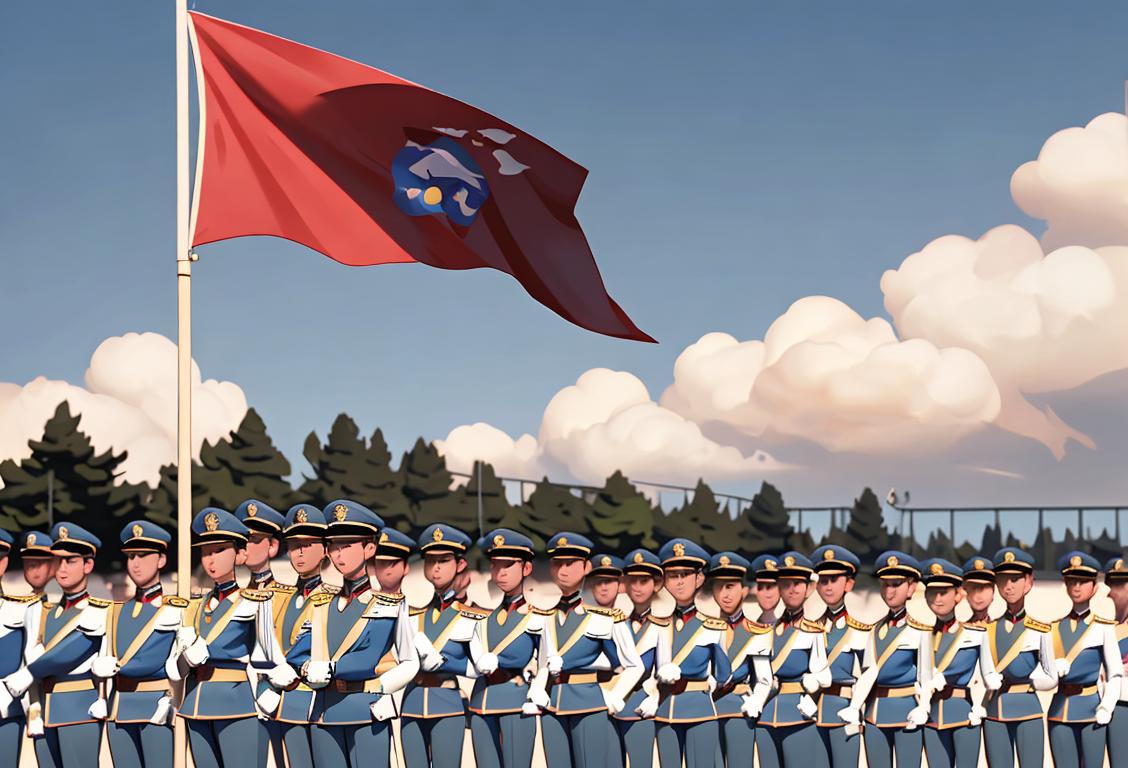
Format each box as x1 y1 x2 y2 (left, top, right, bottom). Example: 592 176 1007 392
755 552 827 768
707 551 769 768
1105 556 1128 767
1047 551 1122 768
0 529 36 765
529 532 644 768
3 524 109 768
982 547 1055 768
402 524 483 767
13 530 55 741
842 551 932 768
95 521 183 768
750 555 781 626
652 538 732 768
468 529 544 768
177 508 275 768
810 545 869 768
298 500 418 768
237 499 285 591
919 558 1000 768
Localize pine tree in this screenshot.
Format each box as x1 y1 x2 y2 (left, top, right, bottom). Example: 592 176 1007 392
740 481 794 556
397 438 455 536
521 479 594 548
657 480 738 553
589 471 657 551
447 461 512 538
828 488 891 563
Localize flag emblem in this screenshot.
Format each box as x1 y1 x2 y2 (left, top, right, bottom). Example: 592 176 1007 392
392 138 490 228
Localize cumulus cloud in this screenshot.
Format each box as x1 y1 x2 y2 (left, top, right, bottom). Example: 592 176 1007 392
436 368 792 487
0 332 247 486
1011 112 1128 251
659 297 1002 454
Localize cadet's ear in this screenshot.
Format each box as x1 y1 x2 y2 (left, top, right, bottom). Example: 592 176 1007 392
693 571 705 590
157 553 168 571
844 576 856 594
267 537 281 559
82 557 96 576
740 585 751 600
455 557 468 574
521 561 534 578
362 540 377 560
235 547 248 567
583 561 592 576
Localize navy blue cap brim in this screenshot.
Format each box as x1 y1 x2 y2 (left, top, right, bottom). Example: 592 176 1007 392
420 542 468 553
244 519 283 535
51 541 97 556
708 567 748 580
923 576 963 587
121 537 168 553
624 563 663 576
876 566 921 579
284 523 327 539
814 561 857 575
192 531 247 547
548 547 592 558
486 546 535 560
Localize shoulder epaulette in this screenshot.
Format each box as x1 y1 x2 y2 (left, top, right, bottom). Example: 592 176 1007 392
701 615 729 631
370 591 405 605
648 615 672 627
583 605 626 621
270 584 297 594
409 605 428 616
800 618 825 633
457 603 491 619
961 620 987 631
908 618 932 631
162 596 189 608
322 584 341 595
531 606 556 616
846 616 873 631
744 619 772 634
240 589 272 602
1023 616 1051 632
1 593 39 604
87 597 113 608
309 592 334 607
1093 615 1116 625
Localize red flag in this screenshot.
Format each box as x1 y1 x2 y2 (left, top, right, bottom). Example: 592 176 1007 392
187 13 653 343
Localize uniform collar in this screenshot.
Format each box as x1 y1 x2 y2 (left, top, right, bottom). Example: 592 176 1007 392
433 588 458 612
758 608 777 625
557 592 582 613
886 607 907 627
251 569 274 587
500 593 525 611
725 608 744 626
211 580 239 602
344 576 370 602
299 574 322 597
779 608 803 627
826 603 847 622
934 614 957 633
1004 607 1026 624
62 590 88 610
630 606 652 624
674 604 697 622
1068 606 1091 622
139 583 163 604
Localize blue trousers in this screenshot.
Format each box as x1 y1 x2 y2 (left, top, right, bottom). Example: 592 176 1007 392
107 721 172 768
401 715 467 768
1048 721 1105 768
755 723 823 768
543 711 614 768
616 718 656 768
983 718 1043 767
720 717 755 767
1109 703 1128 768
311 722 390 768
34 722 104 768
469 712 538 768
817 724 860 767
862 724 922 768
656 720 719 768
0 718 24 768
186 716 267 768
924 724 981 768
279 722 315 768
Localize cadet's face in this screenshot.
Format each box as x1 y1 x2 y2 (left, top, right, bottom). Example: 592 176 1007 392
0 551 7 580
880 577 915 609
925 585 961 616
625 574 659 606
328 539 374 579
126 551 165 589
816 574 853 607
995 572 1033 604
755 581 780 611
424 553 465 592
199 542 243 581
489 557 531 594
372 559 408 592
589 576 620 607
23 557 56 589
664 568 704 605
287 539 325 576
1108 581 1128 610
1064 576 1097 603
550 558 588 593
779 577 811 609
55 555 93 591
711 580 749 616
245 532 279 571
964 582 995 612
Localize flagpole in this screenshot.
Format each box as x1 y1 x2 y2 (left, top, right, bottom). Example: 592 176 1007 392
174 1 192 767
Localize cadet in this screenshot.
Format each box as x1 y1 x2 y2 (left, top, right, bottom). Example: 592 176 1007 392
919 558 1000 768
236 499 286 589
588 553 629 768
94 521 184 768
370 527 415 594
750 555 781 625
468 529 544 768
983 547 1055 768
810 545 869 768
613 548 665 768
652 538 732 768
528 532 644 768
263 503 336 768
14 530 57 738
961 556 995 624
1104 556 1128 766
1047 551 1122 768
3 523 109 768
755 551 827 768
712 550 776 766
0 529 35 764
175 508 274 768
402 523 485 767
297 500 418 768
840 551 932 768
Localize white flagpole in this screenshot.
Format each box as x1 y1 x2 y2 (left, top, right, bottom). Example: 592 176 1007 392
174 1 192 766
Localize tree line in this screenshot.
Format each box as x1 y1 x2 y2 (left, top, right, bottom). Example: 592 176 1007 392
0 403 1120 573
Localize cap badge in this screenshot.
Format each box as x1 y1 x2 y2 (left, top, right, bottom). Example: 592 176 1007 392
132 524 144 539
58 526 70 540
493 534 505 548
334 504 348 522
784 555 795 567
295 509 308 524
930 563 944 576
600 556 612 567
765 559 777 570
247 503 258 517
633 552 644 564
204 514 219 532
974 559 985 570
1070 555 1082 568
1004 551 1016 563
558 536 569 547
1116 559 1125 571
887 555 899 568
26 533 36 547
673 542 686 558
823 549 835 561
719 555 731 566
433 528 444 542
379 532 389 544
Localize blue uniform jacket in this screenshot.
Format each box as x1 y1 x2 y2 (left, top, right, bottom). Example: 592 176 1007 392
612 613 666 722
0 594 36 721
816 613 870 727
27 596 109 728
402 601 485 719
1047 614 1122 723
655 613 733 724
468 602 544 716
271 582 336 724
984 615 1055 722
760 619 827 728
850 616 932 728
104 596 183 723
927 622 994 729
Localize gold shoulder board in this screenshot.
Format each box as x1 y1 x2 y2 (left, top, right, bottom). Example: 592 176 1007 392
372 591 405 605
163 596 189 608
1093 615 1116 625
701 616 729 631
908 618 933 631
1 594 38 604
87 597 113 608
240 589 272 602
309 592 335 607
1023 617 1051 633
531 606 556 616
961 620 987 631
321 585 341 595
409 605 428 616
648 615 672 627
800 618 825 633
846 616 873 631
745 620 772 634
270 584 297 594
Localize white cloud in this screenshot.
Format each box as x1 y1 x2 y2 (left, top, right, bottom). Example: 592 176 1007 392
1011 112 1128 251
0 332 247 486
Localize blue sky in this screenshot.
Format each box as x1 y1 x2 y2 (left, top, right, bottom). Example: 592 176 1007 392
2 2 1126 499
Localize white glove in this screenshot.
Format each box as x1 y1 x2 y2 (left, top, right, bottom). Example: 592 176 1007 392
528 688 550 709
983 671 1003 691
420 650 444 672
92 655 121 679
546 655 563 675
268 664 299 690
3 669 33 698
183 636 210 667
905 706 929 730
476 652 499 675
149 695 173 725
656 663 682 684
740 694 762 719
1096 706 1113 726
1055 659 1071 678
305 661 333 686
176 626 199 651
930 671 948 693
636 695 659 719
837 705 860 725
797 694 818 719
27 711 44 737
801 672 822 694
968 705 986 727
370 695 397 722
521 702 542 716
604 693 626 715
256 687 280 717
87 698 108 720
